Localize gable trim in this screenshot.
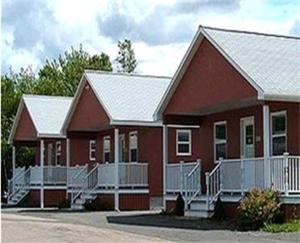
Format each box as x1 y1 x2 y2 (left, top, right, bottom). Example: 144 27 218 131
61 72 113 134
154 26 266 120
8 98 38 144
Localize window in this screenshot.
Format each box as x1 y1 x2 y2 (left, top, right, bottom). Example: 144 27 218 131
129 131 138 162
176 130 191 156
89 140 96 161
271 111 287 156
214 121 227 161
103 136 110 162
55 141 61 164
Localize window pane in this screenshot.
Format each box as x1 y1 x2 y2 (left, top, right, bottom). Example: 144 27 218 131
130 134 137 149
245 125 253 137
216 143 226 159
272 136 286 156
130 149 137 162
216 124 226 140
272 115 286 134
178 131 189 142
178 144 190 154
104 139 110 152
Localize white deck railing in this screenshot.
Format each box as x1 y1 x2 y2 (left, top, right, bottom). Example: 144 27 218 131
30 166 68 185
166 161 200 193
270 154 300 194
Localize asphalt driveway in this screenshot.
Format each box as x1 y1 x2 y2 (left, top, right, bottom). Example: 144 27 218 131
2 208 299 243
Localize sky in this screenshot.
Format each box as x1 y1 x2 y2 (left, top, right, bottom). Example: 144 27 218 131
2 0 300 76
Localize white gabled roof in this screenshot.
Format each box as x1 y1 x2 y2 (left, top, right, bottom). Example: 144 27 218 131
85 71 171 123
155 26 300 119
202 26 300 99
9 95 72 142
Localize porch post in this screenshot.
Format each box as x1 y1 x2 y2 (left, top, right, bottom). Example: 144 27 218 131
66 138 70 199
40 139 44 209
163 125 168 210
114 128 119 211
263 105 271 188
12 146 16 191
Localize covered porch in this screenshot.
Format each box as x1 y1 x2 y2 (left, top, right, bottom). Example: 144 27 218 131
163 101 300 210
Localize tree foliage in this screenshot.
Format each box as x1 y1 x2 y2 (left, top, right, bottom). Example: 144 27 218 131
116 39 137 73
1 43 119 194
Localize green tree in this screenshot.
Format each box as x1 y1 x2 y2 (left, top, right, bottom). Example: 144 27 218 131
37 44 113 96
116 39 137 73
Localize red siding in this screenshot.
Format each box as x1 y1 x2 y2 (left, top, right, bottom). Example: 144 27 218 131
68 79 110 132
164 38 257 115
14 105 37 142
25 189 66 207
119 194 149 210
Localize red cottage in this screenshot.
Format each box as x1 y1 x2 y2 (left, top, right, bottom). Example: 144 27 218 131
156 26 300 217
8 95 72 207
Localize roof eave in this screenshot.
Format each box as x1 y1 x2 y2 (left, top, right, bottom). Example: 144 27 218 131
263 94 300 103
110 119 163 127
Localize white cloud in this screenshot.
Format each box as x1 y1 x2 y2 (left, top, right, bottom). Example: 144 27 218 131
2 0 300 76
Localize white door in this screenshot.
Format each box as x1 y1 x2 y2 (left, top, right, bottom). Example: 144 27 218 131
240 117 255 158
119 134 125 162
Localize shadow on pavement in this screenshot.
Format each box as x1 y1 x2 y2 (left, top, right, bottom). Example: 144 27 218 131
106 213 235 231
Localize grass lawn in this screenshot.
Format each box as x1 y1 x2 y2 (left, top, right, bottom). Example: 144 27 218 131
262 220 300 233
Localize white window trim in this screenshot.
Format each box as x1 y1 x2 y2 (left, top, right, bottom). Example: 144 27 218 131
129 131 138 162
103 136 110 162
176 129 192 156
55 141 61 165
270 110 287 156
214 121 227 162
89 140 96 161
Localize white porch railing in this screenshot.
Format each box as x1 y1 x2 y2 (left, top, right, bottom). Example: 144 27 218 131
68 165 88 187
166 161 200 194
270 154 300 194
30 166 68 185
119 162 148 187
98 163 115 187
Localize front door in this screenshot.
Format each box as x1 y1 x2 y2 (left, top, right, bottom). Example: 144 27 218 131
119 134 126 162
240 117 255 158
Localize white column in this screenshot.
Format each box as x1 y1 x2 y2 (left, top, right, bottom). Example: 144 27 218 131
263 105 270 188
162 125 168 210
114 128 119 211
66 138 70 198
12 146 16 177
12 146 16 191
40 139 44 209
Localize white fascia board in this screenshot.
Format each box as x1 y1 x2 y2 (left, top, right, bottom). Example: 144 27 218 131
37 133 66 139
110 119 163 127
166 124 200 129
263 94 300 103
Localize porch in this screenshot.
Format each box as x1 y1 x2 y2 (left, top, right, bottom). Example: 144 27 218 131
8 162 148 206
165 154 300 209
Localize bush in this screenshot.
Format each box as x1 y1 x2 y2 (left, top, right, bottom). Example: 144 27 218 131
213 196 226 221
58 199 71 209
84 200 114 211
174 193 185 216
238 188 281 230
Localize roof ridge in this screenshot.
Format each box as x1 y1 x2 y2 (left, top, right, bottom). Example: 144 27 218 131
199 25 300 40
23 94 73 100
84 69 172 79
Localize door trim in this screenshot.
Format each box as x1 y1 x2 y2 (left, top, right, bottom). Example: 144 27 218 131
240 116 255 158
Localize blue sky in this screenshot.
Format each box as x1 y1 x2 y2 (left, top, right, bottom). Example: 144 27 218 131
2 0 300 76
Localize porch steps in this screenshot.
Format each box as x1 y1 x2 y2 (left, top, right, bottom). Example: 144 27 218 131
8 189 29 205
71 191 97 210
185 197 215 218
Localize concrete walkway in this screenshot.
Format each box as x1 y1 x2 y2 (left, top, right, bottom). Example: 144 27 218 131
2 209 299 243
2 213 173 243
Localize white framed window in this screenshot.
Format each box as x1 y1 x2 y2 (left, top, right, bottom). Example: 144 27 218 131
214 121 227 162
55 141 61 165
271 111 287 156
103 136 110 162
89 140 96 161
129 131 138 162
176 129 191 156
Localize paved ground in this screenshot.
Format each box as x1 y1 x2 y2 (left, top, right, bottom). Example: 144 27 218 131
2 208 300 243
